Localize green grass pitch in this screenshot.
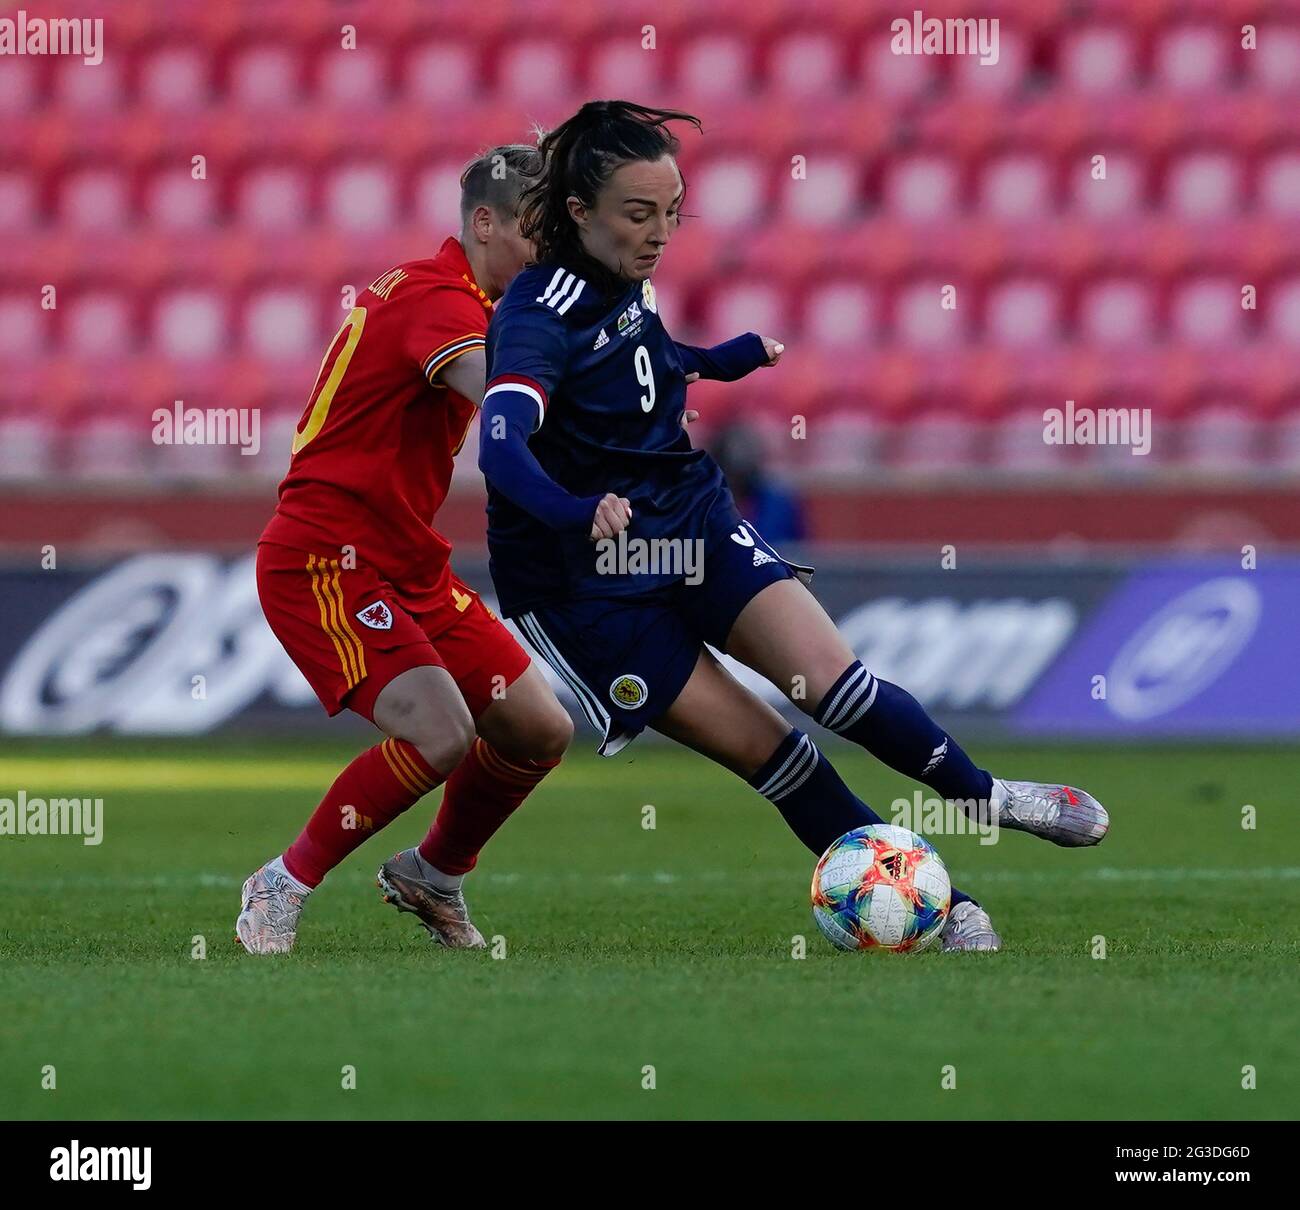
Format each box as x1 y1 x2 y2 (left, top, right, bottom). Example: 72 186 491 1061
1 736 1297 1120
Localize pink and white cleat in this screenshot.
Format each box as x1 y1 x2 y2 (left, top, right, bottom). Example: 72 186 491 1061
235 863 307 954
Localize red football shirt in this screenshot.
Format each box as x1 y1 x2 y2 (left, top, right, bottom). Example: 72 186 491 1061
261 237 493 611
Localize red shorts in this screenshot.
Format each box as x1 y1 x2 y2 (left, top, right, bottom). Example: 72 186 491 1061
256 542 531 722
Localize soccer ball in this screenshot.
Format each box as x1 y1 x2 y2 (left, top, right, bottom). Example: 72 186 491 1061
811 824 951 953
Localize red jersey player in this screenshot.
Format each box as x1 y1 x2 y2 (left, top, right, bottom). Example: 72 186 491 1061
237 146 573 954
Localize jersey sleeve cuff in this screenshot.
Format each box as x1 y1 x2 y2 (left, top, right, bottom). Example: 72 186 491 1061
422 334 486 384
483 376 548 431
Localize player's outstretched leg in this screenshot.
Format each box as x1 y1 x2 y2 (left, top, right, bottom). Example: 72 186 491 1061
236 666 472 955
725 579 1109 850
378 664 572 949
652 650 998 951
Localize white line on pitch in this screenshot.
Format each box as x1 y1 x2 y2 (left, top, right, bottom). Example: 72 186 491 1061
1 867 1296 891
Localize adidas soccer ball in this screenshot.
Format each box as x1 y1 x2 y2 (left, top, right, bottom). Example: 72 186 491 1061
811 824 951 953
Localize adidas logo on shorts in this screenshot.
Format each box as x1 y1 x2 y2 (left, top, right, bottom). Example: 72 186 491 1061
593 328 609 350
752 549 776 567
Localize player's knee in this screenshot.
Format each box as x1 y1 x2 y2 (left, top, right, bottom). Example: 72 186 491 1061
414 714 476 776
374 667 477 773
533 706 574 762
492 704 573 765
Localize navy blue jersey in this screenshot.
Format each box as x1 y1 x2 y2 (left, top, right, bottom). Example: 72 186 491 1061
484 259 743 615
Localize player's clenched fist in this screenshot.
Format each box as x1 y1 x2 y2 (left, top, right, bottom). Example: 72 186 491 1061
590 493 632 541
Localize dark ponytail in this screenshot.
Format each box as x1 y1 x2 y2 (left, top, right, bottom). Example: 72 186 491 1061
518 100 702 276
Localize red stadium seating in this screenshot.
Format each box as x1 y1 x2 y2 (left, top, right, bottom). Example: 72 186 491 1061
0 0 1296 481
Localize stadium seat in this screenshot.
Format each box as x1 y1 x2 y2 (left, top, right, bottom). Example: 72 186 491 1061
146 166 218 231
0 293 45 359
767 34 843 98
244 288 321 362
894 280 968 348
405 41 481 103
229 43 304 108
1258 152 1300 218
411 161 470 230
1077 278 1157 347
1059 26 1138 93
859 32 939 99
1180 402 1259 471
884 155 959 220
0 413 56 479
678 34 754 97
1269 278 1300 345
1249 26 1300 92
1153 25 1231 93
237 164 314 231
1070 152 1146 218
951 29 1029 96
803 282 876 348
984 278 1063 347
989 406 1073 469
323 163 399 233
588 37 663 95
495 39 572 103
154 290 228 361
704 280 786 346
65 292 133 361
139 44 212 110
69 409 153 480
1169 278 1246 346
0 172 37 232
980 152 1056 218
693 156 768 228
316 45 390 107
59 168 131 231
779 154 860 226
891 408 979 470
1166 151 1242 220
0 55 40 114
1273 405 1300 468
804 410 883 474
52 55 124 110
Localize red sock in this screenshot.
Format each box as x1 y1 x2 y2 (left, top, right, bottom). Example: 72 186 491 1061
418 737 559 875
283 738 445 888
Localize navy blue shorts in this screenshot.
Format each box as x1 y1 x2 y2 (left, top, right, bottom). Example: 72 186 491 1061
513 515 813 755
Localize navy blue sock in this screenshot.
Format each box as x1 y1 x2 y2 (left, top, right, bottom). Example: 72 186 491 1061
814 663 994 807
747 728 974 908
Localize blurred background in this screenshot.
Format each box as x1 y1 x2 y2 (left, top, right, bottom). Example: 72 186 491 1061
1 0 1297 741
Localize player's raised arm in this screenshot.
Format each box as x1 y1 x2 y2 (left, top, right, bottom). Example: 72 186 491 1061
675 334 783 383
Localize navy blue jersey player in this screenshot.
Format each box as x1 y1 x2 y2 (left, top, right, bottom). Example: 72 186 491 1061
484 262 752 613
479 101 1111 952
